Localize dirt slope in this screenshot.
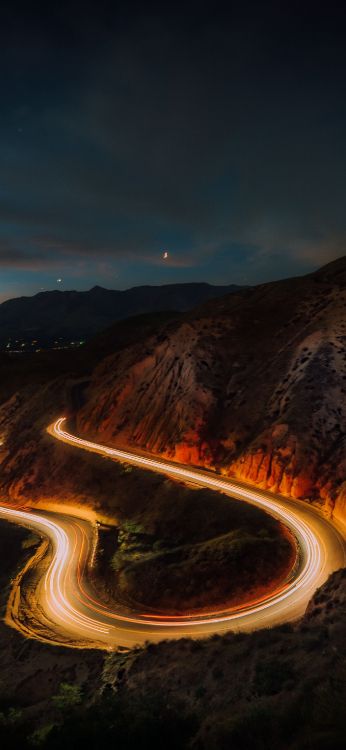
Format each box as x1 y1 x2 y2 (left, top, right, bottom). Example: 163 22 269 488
76 257 346 520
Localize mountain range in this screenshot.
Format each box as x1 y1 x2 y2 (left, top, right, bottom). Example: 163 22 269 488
0 282 242 348
0 257 345 525
0 257 345 750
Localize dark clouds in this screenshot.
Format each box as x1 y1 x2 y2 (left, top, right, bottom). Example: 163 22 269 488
1 1 346 298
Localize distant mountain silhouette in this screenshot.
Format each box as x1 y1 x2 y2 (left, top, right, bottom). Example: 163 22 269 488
0 282 242 347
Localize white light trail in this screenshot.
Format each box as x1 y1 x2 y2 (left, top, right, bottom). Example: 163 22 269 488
49 419 325 624
0 416 345 649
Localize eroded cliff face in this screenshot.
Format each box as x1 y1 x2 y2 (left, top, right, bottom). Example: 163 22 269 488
0 258 344 523
76 257 346 520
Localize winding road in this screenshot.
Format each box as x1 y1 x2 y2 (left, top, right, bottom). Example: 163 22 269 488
0 416 345 649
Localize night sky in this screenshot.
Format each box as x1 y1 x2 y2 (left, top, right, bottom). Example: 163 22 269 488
1 1 346 301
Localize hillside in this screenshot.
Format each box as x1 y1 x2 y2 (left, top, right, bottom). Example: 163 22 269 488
76 257 346 522
0 523 345 750
0 397 293 615
0 259 344 748
0 282 241 349
0 258 344 609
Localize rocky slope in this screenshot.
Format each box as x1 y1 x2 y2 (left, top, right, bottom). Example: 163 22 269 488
98 567 346 750
76 257 346 521
0 516 345 750
0 260 344 747
3 560 346 749
0 401 293 614
0 522 103 730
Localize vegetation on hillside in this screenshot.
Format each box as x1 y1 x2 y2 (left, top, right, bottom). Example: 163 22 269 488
101 492 293 611
0 527 345 750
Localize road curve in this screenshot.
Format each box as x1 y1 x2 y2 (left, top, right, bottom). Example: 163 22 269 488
0 416 345 650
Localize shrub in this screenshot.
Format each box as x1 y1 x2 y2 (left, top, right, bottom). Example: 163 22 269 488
52 683 82 713
253 658 295 696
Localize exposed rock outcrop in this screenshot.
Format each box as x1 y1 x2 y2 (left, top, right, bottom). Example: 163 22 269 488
76 257 346 520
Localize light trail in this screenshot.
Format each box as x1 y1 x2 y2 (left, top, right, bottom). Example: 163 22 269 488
0 416 345 649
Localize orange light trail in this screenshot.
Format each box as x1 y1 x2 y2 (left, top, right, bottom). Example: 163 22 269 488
0 417 345 649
